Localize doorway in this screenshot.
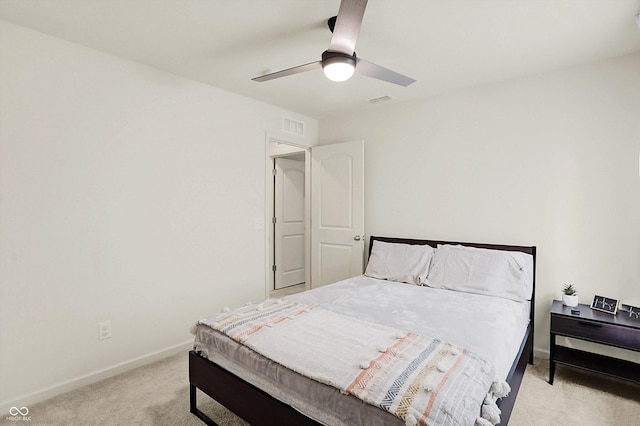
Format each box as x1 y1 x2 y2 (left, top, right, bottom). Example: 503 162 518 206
267 140 310 298
264 138 364 298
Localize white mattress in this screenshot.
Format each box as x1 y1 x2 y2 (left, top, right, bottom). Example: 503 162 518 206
193 276 530 425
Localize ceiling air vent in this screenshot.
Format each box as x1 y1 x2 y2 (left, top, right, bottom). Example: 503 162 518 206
368 95 392 104
283 117 304 136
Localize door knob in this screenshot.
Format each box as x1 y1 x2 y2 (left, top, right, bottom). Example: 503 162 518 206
354 235 361 241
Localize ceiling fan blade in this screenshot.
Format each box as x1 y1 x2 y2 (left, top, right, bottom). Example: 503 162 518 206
356 59 416 87
252 61 322 82
329 0 368 55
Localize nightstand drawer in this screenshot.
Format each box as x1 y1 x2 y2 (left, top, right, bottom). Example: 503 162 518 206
551 315 640 351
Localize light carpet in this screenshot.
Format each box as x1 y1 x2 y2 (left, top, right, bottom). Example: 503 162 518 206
3 353 638 425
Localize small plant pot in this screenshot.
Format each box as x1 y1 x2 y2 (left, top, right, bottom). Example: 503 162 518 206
562 294 579 307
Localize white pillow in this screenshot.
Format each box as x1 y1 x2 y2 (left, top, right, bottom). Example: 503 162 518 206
365 240 434 285
427 244 534 301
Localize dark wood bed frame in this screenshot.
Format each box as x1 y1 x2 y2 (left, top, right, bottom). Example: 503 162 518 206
189 236 536 425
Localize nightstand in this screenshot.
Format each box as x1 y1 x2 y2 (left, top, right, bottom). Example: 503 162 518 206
549 300 640 385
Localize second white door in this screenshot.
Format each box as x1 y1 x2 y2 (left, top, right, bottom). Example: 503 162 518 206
274 157 306 289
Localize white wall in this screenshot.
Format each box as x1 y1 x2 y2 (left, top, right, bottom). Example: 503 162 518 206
0 20 318 410
320 53 640 360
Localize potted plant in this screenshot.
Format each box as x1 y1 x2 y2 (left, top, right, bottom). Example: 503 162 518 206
562 284 579 307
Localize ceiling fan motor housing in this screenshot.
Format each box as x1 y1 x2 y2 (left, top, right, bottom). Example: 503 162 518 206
321 50 357 68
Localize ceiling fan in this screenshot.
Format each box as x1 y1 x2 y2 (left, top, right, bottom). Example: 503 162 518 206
252 0 415 86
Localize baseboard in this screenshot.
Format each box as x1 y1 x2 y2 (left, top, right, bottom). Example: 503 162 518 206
534 347 550 360
0 340 193 415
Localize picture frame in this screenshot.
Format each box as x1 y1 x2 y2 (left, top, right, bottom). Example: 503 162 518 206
619 304 640 321
590 295 619 315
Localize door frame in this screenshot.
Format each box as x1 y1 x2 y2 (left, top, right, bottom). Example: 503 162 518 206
264 136 311 298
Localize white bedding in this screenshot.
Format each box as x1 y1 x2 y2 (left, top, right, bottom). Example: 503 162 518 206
287 275 530 379
199 298 510 426
193 275 530 425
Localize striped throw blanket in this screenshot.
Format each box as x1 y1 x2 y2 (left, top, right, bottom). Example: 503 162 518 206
198 299 509 426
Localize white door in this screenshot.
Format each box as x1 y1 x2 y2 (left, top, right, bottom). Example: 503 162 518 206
311 140 364 287
274 157 306 289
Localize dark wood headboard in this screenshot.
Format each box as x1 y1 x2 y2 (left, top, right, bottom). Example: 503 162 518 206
368 235 536 258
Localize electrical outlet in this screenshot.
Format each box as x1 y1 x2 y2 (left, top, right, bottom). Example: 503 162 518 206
98 320 112 340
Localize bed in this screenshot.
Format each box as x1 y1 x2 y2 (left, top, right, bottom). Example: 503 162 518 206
189 236 536 425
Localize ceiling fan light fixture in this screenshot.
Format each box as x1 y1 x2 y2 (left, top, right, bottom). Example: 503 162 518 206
322 51 356 82
323 61 355 82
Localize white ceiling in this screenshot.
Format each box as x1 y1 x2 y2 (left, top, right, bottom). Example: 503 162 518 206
1 0 639 119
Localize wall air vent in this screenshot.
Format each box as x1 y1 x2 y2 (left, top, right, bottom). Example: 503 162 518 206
368 95 392 104
283 117 305 136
